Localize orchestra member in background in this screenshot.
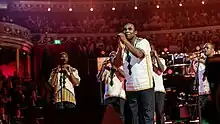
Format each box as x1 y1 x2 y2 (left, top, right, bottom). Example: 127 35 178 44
217 50 220 54
150 45 167 124
99 51 126 123
48 52 80 124
204 43 220 123
115 23 154 124
190 46 211 123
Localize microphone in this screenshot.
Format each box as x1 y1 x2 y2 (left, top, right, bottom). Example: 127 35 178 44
117 33 125 41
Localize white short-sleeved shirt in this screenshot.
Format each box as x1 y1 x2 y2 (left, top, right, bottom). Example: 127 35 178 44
101 66 126 100
121 38 153 91
48 65 81 104
193 61 210 95
152 58 167 93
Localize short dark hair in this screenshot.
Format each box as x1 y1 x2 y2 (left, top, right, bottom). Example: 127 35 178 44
205 43 215 50
124 22 137 31
60 52 68 58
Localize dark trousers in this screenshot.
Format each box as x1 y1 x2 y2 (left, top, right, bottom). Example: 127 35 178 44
204 83 220 124
199 94 212 122
155 92 165 124
126 88 155 124
54 102 76 124
105 97 126 123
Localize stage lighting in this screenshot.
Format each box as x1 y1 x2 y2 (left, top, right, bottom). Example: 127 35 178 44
47 7 51 11
156 5 160 8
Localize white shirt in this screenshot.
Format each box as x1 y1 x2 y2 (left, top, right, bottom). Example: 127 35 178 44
101 66 126 100
121 38 153 91
152 58 167 92
48 65 81 104
193 61 210 95
56 71 80 97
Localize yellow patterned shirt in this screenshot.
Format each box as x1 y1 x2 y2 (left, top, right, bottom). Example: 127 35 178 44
48 65 80 104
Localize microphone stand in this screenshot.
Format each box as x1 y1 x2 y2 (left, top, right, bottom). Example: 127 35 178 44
97 64 106 105
59 71 66 109
192 54 202 124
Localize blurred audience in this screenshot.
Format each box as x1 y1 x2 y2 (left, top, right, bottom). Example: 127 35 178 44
0 72 47 124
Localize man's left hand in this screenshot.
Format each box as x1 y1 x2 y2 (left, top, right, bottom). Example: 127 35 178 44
117 33 128 43
61 66 71 76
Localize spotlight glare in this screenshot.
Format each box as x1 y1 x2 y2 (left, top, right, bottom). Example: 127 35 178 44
112 7 115 11
90 7 94 11
179 3 182 6
47 7 51 11
202 1 205 4
69 8 72 11
156 5 160 8
134 6 138 10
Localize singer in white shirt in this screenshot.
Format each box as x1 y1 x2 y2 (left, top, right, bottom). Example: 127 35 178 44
48 52 80 108
115 23 154 124
48 52 80 124
151 45 167 124
100 51 126 123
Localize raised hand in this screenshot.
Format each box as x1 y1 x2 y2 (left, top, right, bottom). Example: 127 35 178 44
117 33 127 43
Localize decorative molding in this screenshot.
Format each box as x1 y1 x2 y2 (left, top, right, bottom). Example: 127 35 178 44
10 0 132 12
0 22 33 53
9 0 220 12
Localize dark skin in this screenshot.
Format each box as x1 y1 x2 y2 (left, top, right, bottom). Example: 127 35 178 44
110 54 125 78
51 53 80 87
203 43 215 81
193 43 215 65
151 45 165 74
115 23 145 67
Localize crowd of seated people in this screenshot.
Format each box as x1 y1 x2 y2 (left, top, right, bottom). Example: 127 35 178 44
34 35 118 57
1 6 220 33
34 28 220 58
0 70 49 124
1 7 218 33
2 12 220 57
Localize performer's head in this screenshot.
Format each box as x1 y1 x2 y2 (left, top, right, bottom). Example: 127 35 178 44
150 44 156 57
59 52 68 65
109 51 117 64
217 50 220 54
123 23 137 41
203 43 215 57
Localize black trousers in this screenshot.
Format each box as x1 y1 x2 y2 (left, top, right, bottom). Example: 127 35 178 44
105 97 126 123
53 102 76 124
126 88 155 124
204 83 220 124
155 92 165 124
